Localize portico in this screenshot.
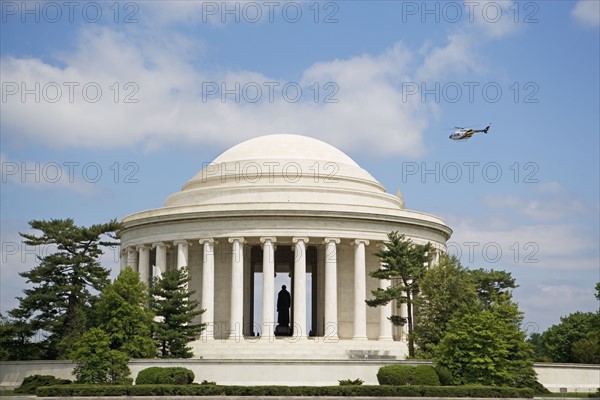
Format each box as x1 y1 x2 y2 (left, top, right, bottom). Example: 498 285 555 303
119 134 451 359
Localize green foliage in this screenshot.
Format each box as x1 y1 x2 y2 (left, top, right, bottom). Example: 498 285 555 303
37 384 534 398
135 367 195 385
467 268 517 309
14 374 71 394
435 294 537 387
150 267 205 358
376 365 440 386
526 332 551 362
8 218 121 359
434 364 453 386
95 267 156 358
338 378 363 386
540 311 600 363
367 232 434 356
71 328 131 384
412 255 478 358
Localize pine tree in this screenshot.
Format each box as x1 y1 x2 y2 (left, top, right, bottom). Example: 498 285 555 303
151 267 204 358
9 218 121 359
95 267 156 358
366 231 433 357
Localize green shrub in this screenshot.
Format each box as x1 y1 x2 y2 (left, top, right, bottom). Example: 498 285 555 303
14 374 71 394
135 366 195 385
37 383 534 397
377 365 440 386
339 378 364 386
434 364 454 386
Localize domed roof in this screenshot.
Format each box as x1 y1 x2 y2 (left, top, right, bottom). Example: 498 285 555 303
161 134 405 214
213 134 359 167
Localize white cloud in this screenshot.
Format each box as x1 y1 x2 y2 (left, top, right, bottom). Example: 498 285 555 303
2 25 474 158
572 0 600 27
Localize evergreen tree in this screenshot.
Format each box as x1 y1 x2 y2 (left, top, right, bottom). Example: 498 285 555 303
71 328 130 384
412 255 478 358
95 267 156 358
151 267 204 358
435 293 537 387
9 218 121 359
366 231 433 357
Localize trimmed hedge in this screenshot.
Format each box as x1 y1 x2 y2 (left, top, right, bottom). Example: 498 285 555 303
135 366 195 385
37 384 535 397
14 374 71 394
377 364 440 386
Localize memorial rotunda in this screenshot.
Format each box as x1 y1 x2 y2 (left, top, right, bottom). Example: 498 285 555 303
119 134 452 360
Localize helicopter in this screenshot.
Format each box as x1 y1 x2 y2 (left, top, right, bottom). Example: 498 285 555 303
449 123 491 141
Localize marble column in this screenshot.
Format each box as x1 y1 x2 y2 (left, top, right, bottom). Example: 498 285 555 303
137 245 150 286
292 237 308 338
228 237 245 339
353 239 369 340
174 240 189 269
126 247 138 270
119 248 126 271
199 238 215 339
153 242 167 279
324 238 340 340
378 278 394 341
260 237 276 337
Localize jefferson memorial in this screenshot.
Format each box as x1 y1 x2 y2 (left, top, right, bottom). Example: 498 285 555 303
119 134 452 361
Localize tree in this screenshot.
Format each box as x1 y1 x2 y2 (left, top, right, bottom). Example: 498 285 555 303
467 268 517 308
94 268 156 358
71 328 130 384
540 311 600 363
412 255 478 358
9 218 121 359
435 293 537 387
151 267 204 358
367 232 433 357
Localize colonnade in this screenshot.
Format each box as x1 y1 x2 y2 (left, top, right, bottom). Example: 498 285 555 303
121 236 395 341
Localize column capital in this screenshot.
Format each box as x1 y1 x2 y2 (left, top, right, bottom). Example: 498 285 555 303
354 239 370 246
199 238 217 245
152 241 169 249
324 237 340 244
173 239 192 247
136 244 151 251
292 237 309 244
228 237 245 244
259 237 277 244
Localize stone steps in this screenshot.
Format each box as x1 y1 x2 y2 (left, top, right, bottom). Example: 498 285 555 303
190 338 408 360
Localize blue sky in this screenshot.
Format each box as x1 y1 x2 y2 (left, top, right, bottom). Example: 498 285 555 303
1 0 599 334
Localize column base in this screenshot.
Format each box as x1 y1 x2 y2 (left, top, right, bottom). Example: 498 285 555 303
378 336 394 341
352 335 368 341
